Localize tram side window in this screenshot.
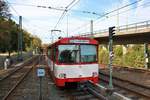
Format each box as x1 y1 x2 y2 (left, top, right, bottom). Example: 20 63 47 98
53 46 57 62
48 48 51 58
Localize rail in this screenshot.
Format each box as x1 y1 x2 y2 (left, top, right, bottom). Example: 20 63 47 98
0 56 37 81
86 80 131 100
99 71 150 99
80 20 150 37
1 56 39 100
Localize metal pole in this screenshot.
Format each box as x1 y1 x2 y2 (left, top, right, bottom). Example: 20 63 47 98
39 77 42 100
67 15 68 37
90 20 93 37
108 39 113 89
51 30 61 43
19 16 23 60
18 16 23 61
8 16 11 57
117 4 119 34
51 30 53 43
108 26 115 89
17 20 20 60
144 43 149 69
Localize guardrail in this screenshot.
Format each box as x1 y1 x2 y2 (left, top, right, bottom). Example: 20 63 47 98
80 20 150 37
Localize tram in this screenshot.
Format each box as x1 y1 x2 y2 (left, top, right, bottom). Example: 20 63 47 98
46 37 99 87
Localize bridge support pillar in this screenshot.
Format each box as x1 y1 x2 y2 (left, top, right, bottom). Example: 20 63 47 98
122 45 128 55
144 43 149 69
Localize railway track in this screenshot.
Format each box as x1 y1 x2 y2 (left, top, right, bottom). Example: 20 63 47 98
2 55 70 100
47 66 103 99
60 86 100 100
99 71 150 100
85 82 108 100
55 80 130 100
0 56 37 81
100 64 150 73
0 56 39 100
2 56 146 100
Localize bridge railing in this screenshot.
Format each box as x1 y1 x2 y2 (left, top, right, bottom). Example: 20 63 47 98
80 20 150 37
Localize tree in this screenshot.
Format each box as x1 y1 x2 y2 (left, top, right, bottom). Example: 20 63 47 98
0 1 42 54
23 30 32 51
0 18 11 52
0 0 11 18
31 35 42 49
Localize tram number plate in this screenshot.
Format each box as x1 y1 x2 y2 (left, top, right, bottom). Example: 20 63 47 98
37 68 45 77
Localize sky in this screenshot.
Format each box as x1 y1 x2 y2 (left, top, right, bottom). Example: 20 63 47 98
6 0 150 44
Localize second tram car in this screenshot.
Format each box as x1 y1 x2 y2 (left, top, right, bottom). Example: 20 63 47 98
46 37 99 87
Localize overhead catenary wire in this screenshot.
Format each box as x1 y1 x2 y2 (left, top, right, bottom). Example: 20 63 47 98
5 0 143 28
96 0 142 20
5 0 20 16
54 0 80 29
71 0 143 34
9 2 65 11
4 0 51 38
5 0 145 40
78 0 150 35
108 1 150 20
93 0 147 25
9 2 101 16
5 0 66 43
50 0 80 40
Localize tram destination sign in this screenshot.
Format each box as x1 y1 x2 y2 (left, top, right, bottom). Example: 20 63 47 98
69 39 90 43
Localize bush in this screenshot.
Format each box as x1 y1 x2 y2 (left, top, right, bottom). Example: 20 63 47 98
98 47 109 64
98 45 146 68
124 45 144 68
113 46 123 65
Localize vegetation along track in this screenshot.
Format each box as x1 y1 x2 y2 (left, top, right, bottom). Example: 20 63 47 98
99 71 150 100
0 56 39 100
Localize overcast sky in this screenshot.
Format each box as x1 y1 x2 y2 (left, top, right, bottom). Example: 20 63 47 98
7 0 150 44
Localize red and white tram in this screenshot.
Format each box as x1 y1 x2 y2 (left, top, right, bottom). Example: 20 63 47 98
46 37 99 87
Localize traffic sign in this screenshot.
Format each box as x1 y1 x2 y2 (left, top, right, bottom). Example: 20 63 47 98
37 68 45 77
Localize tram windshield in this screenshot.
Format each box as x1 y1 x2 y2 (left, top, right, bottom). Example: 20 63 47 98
80 45 97 63
58 45 97 63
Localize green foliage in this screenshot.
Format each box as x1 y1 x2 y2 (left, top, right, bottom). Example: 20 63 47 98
31 35 42 49
113 45 123 65
0 18 16 52
124 45 144 68
114 46 123 57
98 45 146 68
98 47 109 64
23 30 31 51
0 1 42 54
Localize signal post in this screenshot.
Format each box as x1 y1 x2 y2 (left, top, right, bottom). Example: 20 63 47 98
108 26 115 89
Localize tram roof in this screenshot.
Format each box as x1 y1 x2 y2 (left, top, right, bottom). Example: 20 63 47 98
48 37 98 47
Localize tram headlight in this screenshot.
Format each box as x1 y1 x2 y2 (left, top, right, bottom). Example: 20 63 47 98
59 73 66 78
92 72 98 77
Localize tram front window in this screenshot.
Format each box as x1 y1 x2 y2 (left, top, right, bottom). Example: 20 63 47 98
80 45 97 63
58 45 79 63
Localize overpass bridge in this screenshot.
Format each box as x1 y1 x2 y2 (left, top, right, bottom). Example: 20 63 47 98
80 20 150 69
80 20 150 44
